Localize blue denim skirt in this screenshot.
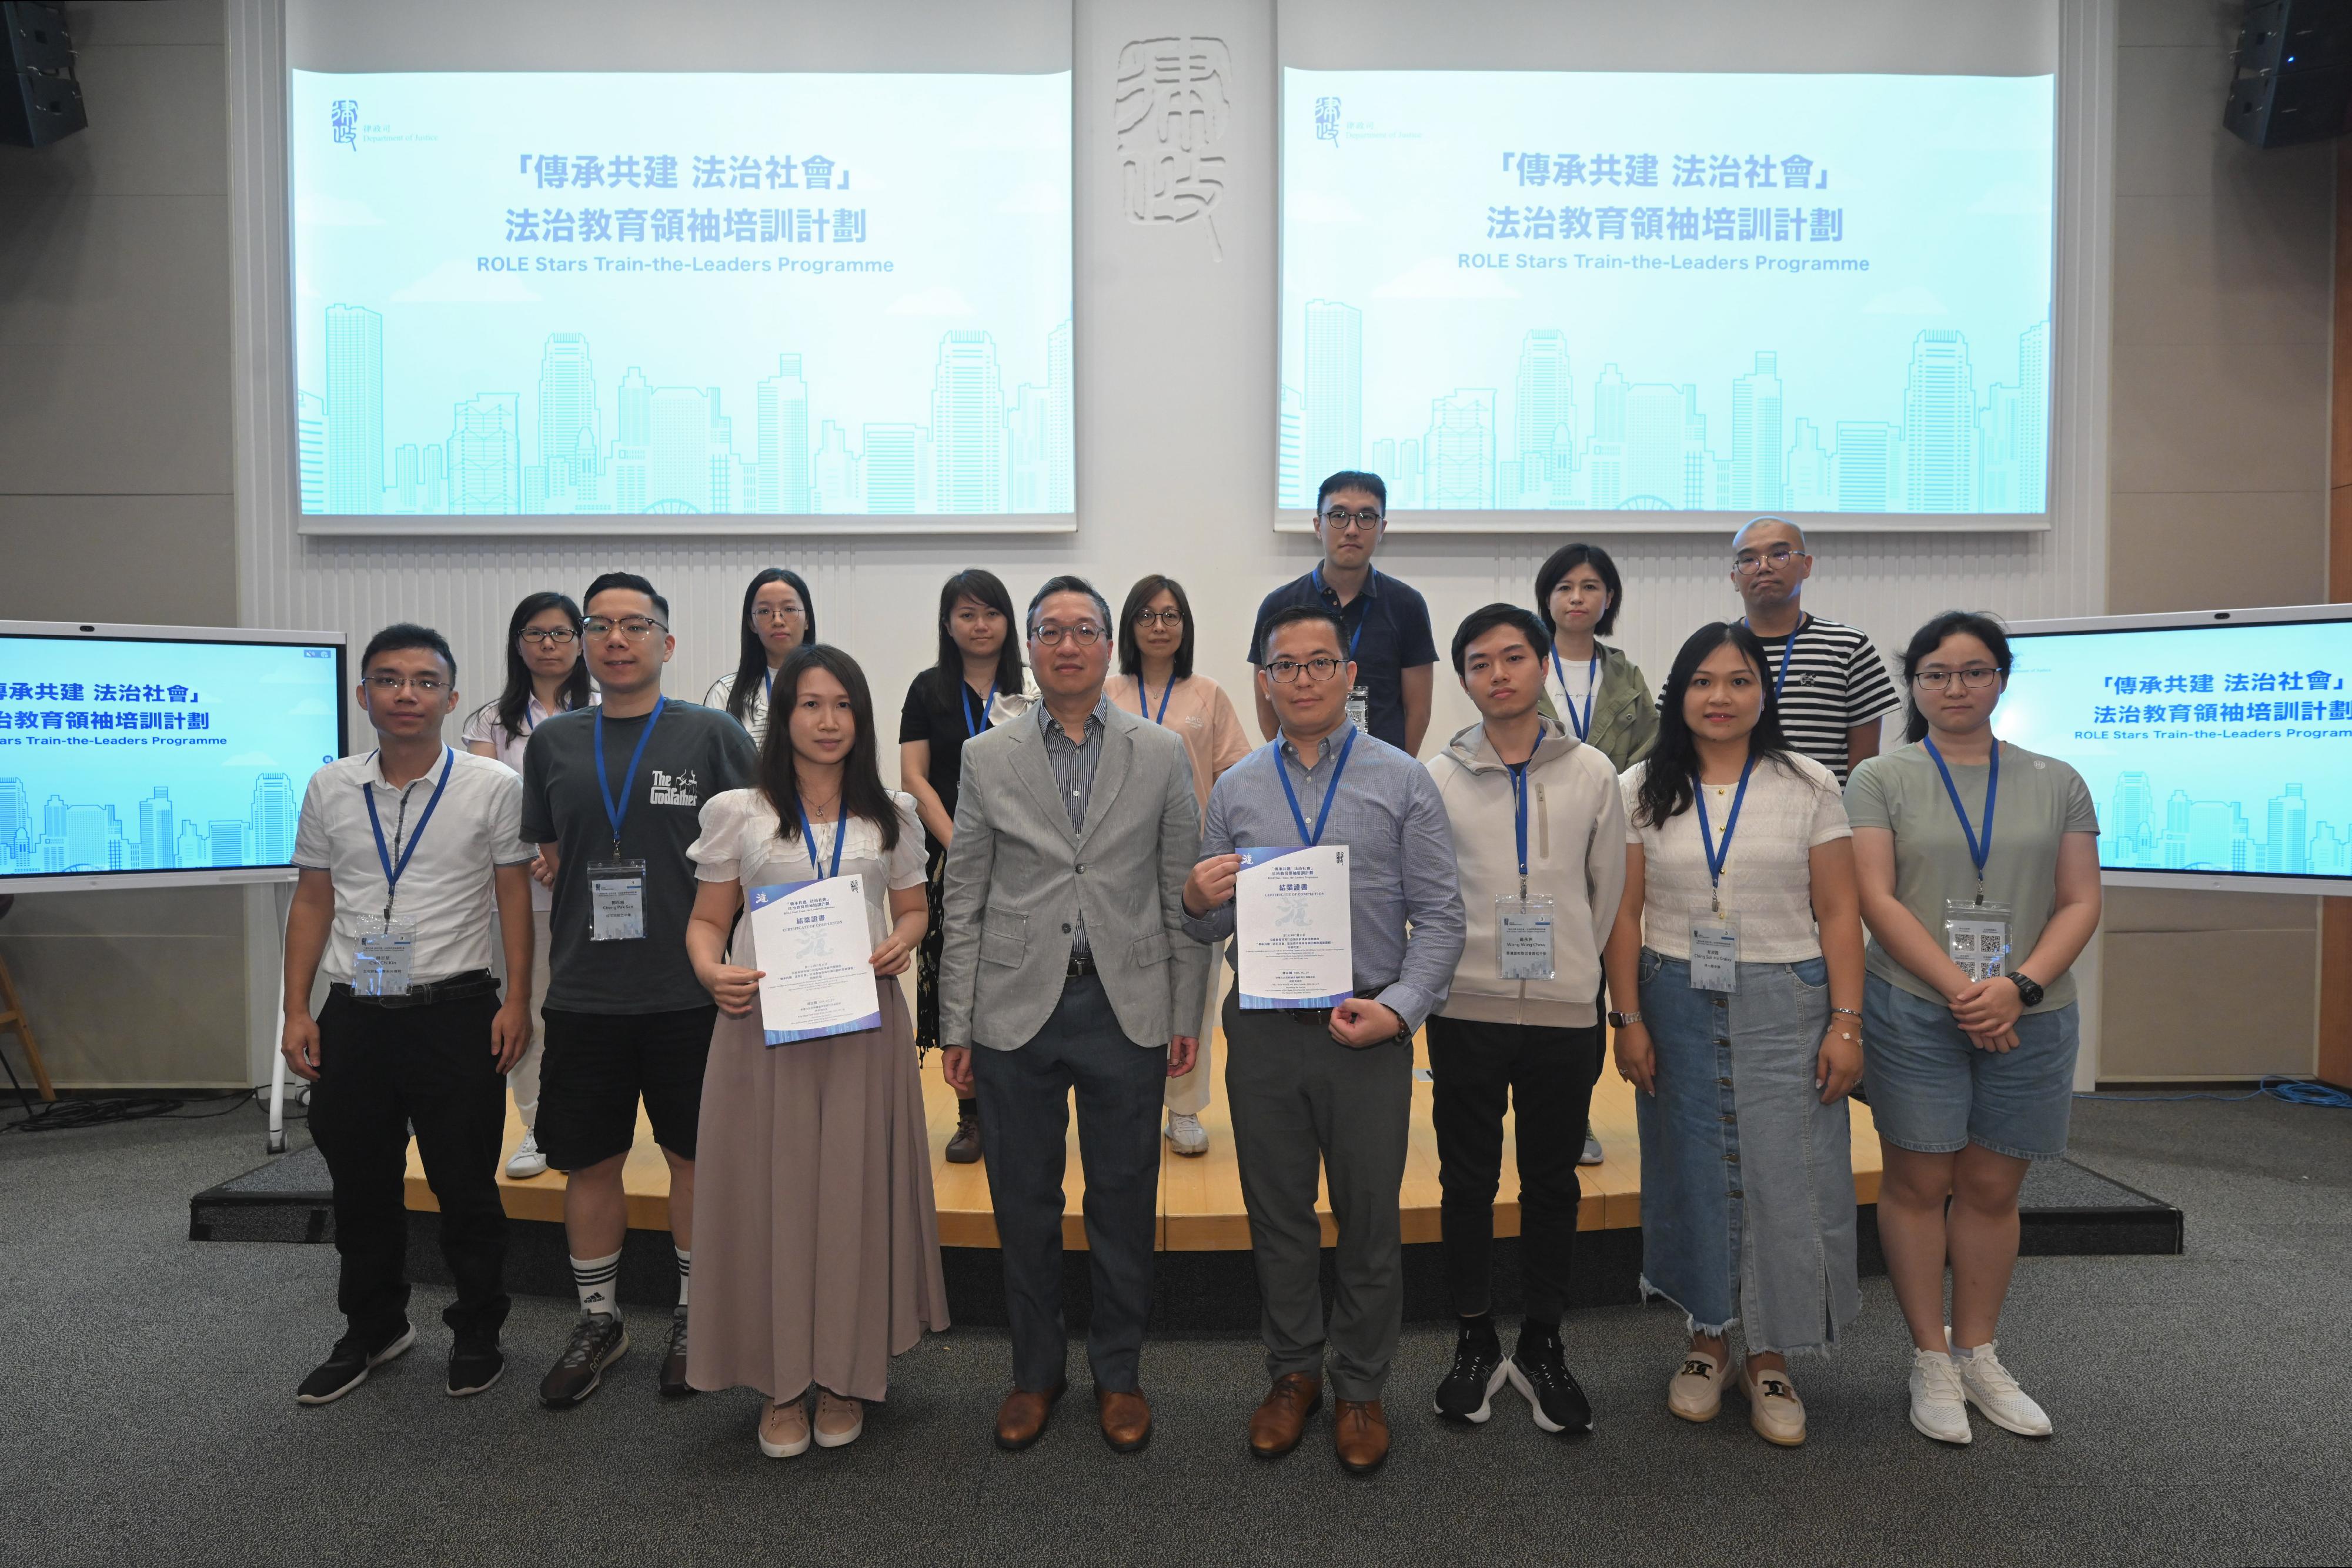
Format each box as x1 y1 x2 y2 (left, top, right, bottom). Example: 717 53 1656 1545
1634 949 1860 1356
1861 972 2080 1161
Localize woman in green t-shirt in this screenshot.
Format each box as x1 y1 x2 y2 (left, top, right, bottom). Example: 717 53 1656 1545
1845 611 2102 1450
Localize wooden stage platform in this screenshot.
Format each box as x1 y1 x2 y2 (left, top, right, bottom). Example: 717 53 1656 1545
408 1029 1885 1249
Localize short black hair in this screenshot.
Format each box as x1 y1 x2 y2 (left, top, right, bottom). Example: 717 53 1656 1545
1450 604 1552 678
1317 470 1387 511
361 622 456 681
1025 573 1112 637
1258 604 1348 663
584 570 669 622
1534 542 1624 637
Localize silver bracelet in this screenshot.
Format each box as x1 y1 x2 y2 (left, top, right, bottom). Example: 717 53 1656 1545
1830 1006 1861 1018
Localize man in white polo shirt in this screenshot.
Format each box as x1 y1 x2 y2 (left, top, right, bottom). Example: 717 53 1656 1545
282 623 537 1406
1729 516 1900 783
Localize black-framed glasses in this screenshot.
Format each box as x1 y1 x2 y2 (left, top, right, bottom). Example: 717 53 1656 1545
1031 622 1105 647
582 615 668 640
363 674 447 695
519 627 577 646
1132 609 1185 628
1911 668 2003 690
1321 507 1383 534
1732 546 1803 575
1265 655 1346 684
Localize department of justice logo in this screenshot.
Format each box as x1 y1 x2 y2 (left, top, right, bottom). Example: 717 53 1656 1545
1314 96 1341 143
331 98 358 151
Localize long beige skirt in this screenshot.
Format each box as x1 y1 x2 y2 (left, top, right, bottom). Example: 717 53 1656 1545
686 980 950 1402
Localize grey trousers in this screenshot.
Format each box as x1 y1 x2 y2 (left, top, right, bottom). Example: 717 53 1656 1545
972 974 1165 1394
1223 992 1413 1402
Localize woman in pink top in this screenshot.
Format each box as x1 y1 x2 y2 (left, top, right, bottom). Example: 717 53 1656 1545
1105 574 1251 1156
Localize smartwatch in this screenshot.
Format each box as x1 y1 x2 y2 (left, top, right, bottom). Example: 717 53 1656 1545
2004 971 2045 1009
1606 1009 1643 1028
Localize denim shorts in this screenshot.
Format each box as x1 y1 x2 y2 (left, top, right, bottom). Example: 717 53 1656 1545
1861 972 2079 1162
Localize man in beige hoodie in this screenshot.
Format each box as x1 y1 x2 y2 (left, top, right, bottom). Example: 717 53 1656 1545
1423 603 1626 1437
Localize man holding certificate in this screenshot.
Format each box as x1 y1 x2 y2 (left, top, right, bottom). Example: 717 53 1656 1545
1182 604 1466 1475
938 575 1210 1457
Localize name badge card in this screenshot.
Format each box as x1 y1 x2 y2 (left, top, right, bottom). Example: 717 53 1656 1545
1235 845 1353 1009
1496 894 1556 981
589 859 647 942
353 915 417 997
748 875 880 1044
1689 915 1740 993
1945 898 2013 984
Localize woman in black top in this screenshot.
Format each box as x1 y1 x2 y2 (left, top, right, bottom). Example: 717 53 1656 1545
897 569 1026 1162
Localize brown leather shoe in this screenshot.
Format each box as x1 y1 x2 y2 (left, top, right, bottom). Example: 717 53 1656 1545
994 1381 1066 1451
946 1106 983 1164
1333 1399 1390 1474
1097 1388 1152 1453
1248 1372 1323 1458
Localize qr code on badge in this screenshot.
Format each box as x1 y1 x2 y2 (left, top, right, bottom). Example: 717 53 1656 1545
1952 933 1979 952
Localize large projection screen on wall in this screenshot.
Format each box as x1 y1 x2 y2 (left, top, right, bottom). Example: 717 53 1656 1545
289 67 1074 536
1277 65 2056 533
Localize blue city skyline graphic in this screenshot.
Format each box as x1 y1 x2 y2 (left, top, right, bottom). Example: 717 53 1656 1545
0 773 301 876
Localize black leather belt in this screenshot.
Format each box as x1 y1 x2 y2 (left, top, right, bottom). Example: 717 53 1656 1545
1066 952 1098 978
329 968 500 1010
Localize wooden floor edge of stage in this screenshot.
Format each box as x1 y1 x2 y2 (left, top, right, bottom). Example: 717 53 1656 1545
407 1031 1885 1250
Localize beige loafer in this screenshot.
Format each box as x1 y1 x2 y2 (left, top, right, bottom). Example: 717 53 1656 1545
1666 1349 1724 1422
1742 1363 1807 1447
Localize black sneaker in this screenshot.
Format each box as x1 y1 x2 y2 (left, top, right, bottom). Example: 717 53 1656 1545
447 1336 505 1398
1505 1328 1593 1434
1433 1320 1507 1424
539 1313 628 1409
296 1321 415 1406
659 1309 696 1398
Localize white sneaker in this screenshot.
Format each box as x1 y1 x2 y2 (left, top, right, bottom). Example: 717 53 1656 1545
1164 1112 1208 1157
1666 1348 1723 1422
505 1131 549 1179
1908 1348 1973 1445
1741 1362 1807 1447
1949 1332 2053 1437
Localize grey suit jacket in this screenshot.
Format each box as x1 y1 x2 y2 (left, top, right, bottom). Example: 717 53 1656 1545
938 700 1210 1051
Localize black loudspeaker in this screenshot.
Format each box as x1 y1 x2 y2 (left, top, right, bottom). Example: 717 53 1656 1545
0 1 85 149
2227 0 2352 147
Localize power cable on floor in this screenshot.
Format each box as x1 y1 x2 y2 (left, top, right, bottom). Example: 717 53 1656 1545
2075 1075 2352 1109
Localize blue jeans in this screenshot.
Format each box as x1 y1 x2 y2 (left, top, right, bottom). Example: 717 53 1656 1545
1862 974 2080 1161
1634 950 1859 1355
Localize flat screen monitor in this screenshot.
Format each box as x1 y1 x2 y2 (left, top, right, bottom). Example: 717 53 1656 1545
1994 604 2352 894
0 622 349 894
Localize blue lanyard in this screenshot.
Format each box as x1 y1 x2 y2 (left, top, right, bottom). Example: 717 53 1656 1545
361 747 455 920
792 794 848 881
1137 673 1177 725
1923 736 1999 900
1743 616 1799 701
593 696 666 855
1691 753 1757 915
963 679 997 740
1274 727 1357 848
1312 565 1372 661
761 667 775 706
1550 650 1598 740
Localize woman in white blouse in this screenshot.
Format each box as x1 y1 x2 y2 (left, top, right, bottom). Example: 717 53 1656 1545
682 643 947 1459
1602 620 1866 1448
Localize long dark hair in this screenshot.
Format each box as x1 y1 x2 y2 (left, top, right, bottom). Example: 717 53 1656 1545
1115 573 1197 680
724 567 817 725
1633 621 1808 830
1534 542 1625 637
760 644 900 855
929 568 1025 710
1899 610 2013 744
479 591 588 742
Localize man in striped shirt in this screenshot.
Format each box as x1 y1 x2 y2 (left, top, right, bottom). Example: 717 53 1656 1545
1729 517 1900 783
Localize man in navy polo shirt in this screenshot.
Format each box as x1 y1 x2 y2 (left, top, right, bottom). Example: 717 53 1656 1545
1247 471 1439 757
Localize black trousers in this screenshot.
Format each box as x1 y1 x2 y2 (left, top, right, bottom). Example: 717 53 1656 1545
971 974 1164 1393
308 988 511 1342
1425 1015 1604 1325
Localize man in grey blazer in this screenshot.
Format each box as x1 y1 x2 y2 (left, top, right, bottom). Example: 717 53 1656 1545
940 573 1209 1456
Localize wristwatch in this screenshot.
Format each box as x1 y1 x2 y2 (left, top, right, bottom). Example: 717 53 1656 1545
2004 971 2045 1008
1606 1009 1643 1028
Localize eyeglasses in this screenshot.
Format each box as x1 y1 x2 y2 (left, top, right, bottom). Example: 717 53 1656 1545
1031 621 1105 647
582 616 668 640
363 674 447 695
1321 508 1383 534
1132 609 1185 629
1732 546 1804 575
750 605 804 626
519 627 577 647
1265 655 1347 684
1911 667 2003 690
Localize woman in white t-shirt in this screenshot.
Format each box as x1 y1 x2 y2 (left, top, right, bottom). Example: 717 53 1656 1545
1602 620 1866 1449
703 567 817 748
682 643 947 1460
459 590 592 1179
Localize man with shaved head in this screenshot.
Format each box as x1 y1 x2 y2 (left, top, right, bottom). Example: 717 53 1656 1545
1728 516 1899 783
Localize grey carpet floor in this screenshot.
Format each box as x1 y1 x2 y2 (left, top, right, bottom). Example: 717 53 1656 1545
2 1093 2346 1567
